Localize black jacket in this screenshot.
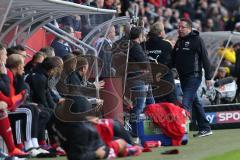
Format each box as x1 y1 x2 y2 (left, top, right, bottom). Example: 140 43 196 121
144 36 177 103
51 40 71 58
128 41 151 85
145 36 173 68
98 39 114 78
67 71 95 88
54 120 108 160
53 96 109 160
172 30 212 80
26 65 56 109
66 71 97 106
129 41 148 63
0 74 10 96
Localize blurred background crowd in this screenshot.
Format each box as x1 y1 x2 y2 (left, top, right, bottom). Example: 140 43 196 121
62 0 240 37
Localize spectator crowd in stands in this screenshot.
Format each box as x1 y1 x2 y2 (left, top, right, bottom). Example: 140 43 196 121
61 0 240 37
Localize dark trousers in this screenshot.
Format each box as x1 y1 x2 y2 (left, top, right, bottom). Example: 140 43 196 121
155 72 177 104
21 104 39 138
180 75 210 131
37 105 51 141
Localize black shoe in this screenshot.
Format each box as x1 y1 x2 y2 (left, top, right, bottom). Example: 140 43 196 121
193 130 213 137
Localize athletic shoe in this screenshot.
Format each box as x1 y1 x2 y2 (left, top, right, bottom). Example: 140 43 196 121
28 148 41 157
37 148 50 154
36 148 56 158
193 130 213 138
8 148 29 158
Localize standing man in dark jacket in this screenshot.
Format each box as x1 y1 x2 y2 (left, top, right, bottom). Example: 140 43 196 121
98 26 116 78
145 21 177 104
128 27 155 137
172 18 212 137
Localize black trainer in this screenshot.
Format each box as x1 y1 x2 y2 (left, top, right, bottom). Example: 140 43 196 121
193 130 213 138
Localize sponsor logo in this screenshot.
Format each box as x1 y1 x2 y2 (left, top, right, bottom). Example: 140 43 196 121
148 50 162 54
183 47 190 50
205 112 217 124
205 110 240 124
217 111 240 123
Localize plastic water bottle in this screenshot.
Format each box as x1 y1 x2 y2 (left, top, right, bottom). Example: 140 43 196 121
143 141 161 148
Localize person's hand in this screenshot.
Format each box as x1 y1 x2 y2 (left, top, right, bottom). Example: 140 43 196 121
124 96 133 110
0 101 7 110
28 102 38 106
205 80 212 89
58 98 65 105
94 80 105 89
86 116 99 124
96 99 104 106
74 15 81 21
19 90 28 102
21 90 27 96
95 146 106 159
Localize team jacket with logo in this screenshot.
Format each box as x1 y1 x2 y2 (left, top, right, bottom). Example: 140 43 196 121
172 30 212 80
145 36 173 68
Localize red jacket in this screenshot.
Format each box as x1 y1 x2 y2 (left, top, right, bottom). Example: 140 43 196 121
95 119 114 146
145 103 188 146
0 70 25 111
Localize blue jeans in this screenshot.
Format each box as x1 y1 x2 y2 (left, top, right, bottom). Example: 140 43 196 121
131 84 155 116
180 76 210 131
129 82 155 136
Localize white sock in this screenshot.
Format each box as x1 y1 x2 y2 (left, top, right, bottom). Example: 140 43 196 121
24 140 34 151
32 138 39 148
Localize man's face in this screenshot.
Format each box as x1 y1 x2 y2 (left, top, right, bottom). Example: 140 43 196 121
0 48 7 65
16 59 25 76
82 64 89 75
36 56 45 64
108 26 116 41
139 32 145 43
178 21 191 38
33 56 45 66
70 27 75 37
51 50 55 57
96 0 104 8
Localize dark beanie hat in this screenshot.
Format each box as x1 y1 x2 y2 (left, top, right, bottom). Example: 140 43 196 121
70 96 92 113
130 26 143 40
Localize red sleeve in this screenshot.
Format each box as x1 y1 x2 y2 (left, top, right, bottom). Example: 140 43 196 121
7 70 15 96
96 119 114 145
0 91 24 111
